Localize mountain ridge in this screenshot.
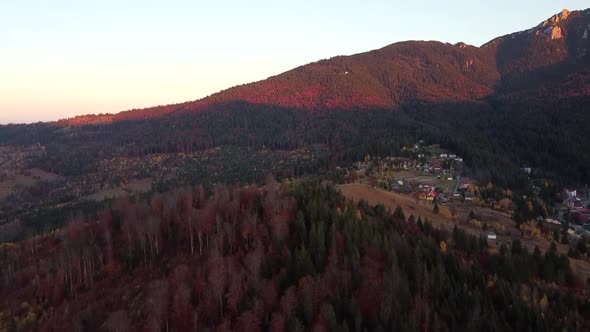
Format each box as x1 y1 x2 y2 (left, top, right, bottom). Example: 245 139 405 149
53 8 590 126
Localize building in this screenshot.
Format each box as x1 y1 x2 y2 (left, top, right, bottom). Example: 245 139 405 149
486 232 497 240
565 198 583 209
460 178 471 190
419 188 437 201
565 189 577 200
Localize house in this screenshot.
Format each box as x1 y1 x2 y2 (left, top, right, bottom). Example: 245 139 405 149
449 154 457 158
432 163 443 171
447 177 453 181
522 167 532 175
440 153 448 158
460 178 471 190
565 189 577 200
454 157 463 162
397 180 404 186
565 198 583 209
486 232 497 240
464 192 475 201
419 188 437 201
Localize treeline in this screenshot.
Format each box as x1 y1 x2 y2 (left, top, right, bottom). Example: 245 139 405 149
3 93 590 191
0 179 587 331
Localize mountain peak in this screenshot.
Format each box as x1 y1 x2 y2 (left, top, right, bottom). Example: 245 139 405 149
530 9 570 40
558 8 571 21
539 9 571 27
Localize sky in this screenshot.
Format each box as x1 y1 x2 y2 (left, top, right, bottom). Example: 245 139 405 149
1 1 588 124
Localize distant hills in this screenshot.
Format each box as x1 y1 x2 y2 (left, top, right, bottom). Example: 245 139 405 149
60 8 590 125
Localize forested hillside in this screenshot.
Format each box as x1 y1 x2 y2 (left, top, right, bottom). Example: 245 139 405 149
0 179 587 331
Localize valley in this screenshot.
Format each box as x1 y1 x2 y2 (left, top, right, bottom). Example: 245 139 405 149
1 6 590 331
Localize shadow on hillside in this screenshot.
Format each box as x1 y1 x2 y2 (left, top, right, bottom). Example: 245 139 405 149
492 12 590 96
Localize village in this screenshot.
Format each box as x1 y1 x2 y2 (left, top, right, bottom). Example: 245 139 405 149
339 141 590 253
2 139 590 265
342 140 472 205
551 187 590 241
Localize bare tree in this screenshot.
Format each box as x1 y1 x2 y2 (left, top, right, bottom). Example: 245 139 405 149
146 279 169 332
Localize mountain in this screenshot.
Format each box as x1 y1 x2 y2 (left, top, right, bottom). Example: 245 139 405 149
3 9 590 188
59 8 590 125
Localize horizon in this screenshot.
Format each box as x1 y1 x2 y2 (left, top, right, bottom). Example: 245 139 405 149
1 1 588 124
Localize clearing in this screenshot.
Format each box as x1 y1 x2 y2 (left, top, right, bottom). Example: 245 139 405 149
82 178 153 202
0 168 62 200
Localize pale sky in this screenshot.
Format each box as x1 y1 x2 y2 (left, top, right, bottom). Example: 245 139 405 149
1 1 588 124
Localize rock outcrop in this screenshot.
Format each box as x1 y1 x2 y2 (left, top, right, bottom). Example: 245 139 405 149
535 9 571 40
540 9 570 28
544 26 563 40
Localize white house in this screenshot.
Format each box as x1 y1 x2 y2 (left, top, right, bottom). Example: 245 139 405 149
565 189 577 199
